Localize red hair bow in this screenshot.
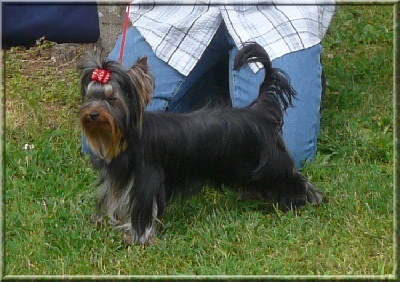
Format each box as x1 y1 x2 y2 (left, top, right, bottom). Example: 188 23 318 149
92 69 111 84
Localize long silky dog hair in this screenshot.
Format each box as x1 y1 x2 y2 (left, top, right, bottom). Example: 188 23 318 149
78 42 323 245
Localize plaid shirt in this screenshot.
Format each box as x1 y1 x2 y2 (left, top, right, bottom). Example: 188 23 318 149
129 1 335 76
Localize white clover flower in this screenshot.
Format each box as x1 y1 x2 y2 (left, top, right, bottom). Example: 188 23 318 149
22 143 35 150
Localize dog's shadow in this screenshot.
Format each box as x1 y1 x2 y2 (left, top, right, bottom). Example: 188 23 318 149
158 184 280 237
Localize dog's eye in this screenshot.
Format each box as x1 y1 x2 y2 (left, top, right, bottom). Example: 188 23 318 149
107 97 117 101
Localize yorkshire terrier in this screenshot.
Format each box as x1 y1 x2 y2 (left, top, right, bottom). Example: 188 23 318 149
78 42 324 245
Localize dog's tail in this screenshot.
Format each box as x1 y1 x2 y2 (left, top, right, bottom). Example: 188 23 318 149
233 42 296 124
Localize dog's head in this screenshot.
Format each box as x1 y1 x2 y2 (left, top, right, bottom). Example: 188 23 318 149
78 54 154 163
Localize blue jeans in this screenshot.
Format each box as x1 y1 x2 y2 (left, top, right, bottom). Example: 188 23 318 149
83 23 322 169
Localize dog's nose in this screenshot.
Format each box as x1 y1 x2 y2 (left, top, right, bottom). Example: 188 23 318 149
89 111 99 121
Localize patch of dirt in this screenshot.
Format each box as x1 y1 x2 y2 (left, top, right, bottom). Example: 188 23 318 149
6 39 101 78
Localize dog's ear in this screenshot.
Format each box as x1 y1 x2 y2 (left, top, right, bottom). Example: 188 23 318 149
127 57 154 111
135 56 149 72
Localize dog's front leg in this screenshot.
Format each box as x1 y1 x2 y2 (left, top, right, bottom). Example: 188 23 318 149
128 165 165 245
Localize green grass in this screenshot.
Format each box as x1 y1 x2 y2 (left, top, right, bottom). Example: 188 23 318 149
3 5 395 278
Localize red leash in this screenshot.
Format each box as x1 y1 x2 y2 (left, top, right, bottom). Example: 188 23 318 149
118 4 131 63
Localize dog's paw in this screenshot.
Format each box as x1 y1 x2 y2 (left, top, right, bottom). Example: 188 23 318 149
305 182 326 205
137 224 157 245
276 180 325 211
122 224 157 246
90 212 108 227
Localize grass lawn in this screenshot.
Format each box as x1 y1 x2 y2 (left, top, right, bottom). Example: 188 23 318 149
3 4 396 278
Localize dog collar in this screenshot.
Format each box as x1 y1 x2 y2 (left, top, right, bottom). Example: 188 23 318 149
92 69 111 84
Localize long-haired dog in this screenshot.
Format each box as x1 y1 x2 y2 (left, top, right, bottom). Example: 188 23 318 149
78 42 324 245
